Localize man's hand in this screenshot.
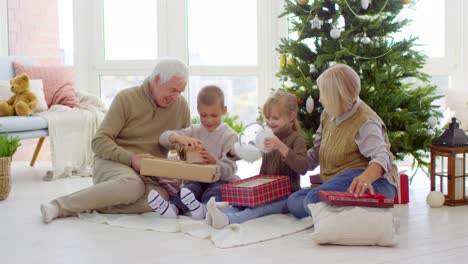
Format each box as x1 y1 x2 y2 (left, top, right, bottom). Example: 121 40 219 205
200 148 216 164
131 153 155 172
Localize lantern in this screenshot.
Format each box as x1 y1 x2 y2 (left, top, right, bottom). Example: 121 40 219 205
430 118 468 206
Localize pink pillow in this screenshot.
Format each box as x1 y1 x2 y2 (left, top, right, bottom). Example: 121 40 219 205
13 62 80 108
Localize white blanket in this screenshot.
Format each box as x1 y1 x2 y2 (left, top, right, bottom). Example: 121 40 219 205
37 90 106 180
79 212 314 248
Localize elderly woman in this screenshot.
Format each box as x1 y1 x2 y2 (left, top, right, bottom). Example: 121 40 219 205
287 63 398 218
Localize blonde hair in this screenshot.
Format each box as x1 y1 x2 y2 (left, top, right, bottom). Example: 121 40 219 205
197 85 225 107
262 91 301 131
317 63 361 118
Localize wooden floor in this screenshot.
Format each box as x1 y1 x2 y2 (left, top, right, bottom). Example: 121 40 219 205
1 161 468 264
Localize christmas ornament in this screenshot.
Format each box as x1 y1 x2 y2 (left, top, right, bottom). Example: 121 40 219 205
426 191 444 208
330 28 341 39
280 53 287 69
283 77 296 88
295 0 309 5
427 116 438 128
401 0 411 5
396 108 402 112
299 86 306 92
361 33 371 44
306 96 314 113
287 57 297 66
311 15 323 29
309 64 318 74
361 0 370 10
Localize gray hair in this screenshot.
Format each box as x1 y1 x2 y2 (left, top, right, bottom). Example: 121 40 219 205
150 57 189 84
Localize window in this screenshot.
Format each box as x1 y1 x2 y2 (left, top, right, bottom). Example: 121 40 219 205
103 0 158 60
187 0 257 66
79 0 285 125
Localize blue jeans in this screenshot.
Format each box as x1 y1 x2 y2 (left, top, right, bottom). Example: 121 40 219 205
223 198 289 224
172 181 227 214
287 169 397 219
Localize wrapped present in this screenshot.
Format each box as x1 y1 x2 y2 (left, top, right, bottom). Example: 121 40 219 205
140 158 220 183
221 175 291 207
309 173 322 188
394 174 409 204
319 190 394 208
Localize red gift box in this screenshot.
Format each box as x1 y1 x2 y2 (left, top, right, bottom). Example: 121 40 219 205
221 175 291 207
394 174 409 204
319 190 394 208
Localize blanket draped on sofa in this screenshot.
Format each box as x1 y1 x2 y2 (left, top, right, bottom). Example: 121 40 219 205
37 90 106 180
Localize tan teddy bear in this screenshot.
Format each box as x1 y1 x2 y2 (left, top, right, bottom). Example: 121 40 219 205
0 73 38 116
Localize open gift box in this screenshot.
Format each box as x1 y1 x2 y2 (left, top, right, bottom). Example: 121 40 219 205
140 158 220 183
221 175 291 207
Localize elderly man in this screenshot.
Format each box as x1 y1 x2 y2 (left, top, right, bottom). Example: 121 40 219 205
40 57 190 223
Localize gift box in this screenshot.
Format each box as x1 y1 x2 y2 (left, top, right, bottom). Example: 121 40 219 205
319 190 394 208
309 173 322 188
221 175 291 207
394 174 409 204
140 158 220 183
176 144 204 164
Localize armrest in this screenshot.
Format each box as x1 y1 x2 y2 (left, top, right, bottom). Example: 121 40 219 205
75 90 107 112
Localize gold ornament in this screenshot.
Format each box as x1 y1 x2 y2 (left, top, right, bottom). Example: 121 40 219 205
295 0 309 6
280 53 287 69
401 0 411 4
287 57 297 66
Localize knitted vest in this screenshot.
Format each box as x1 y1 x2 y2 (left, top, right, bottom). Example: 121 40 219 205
319 102 397 183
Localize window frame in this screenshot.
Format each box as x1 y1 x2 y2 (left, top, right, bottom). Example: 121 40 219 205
72 0 287 114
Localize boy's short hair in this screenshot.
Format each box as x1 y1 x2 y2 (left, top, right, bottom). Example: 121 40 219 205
197 85 225 107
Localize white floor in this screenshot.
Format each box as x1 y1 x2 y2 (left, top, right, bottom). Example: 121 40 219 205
2 161 468 264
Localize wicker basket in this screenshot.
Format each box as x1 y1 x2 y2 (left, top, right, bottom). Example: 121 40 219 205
0 157 12 200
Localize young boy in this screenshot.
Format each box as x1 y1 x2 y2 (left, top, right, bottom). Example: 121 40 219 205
147 85 239 219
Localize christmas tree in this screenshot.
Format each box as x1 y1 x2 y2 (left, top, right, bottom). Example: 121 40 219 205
277 0 443 173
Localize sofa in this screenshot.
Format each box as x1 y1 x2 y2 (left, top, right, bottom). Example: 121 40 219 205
0 56 48 166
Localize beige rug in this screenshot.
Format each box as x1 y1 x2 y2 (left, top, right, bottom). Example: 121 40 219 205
79 212 314 248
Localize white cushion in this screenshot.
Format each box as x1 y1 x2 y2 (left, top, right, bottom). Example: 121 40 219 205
308 202 399 247
0 79 48 113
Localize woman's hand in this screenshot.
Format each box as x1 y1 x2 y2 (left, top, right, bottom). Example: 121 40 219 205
347 173 375 197
347 163 384 196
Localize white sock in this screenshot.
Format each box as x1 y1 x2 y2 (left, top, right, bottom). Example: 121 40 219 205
207 197 229 229
40 201 60 224
180 188 207 220
204 199 230 225
147 190 178 218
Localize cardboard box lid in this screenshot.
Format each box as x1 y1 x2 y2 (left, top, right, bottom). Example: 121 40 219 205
140 158 220 183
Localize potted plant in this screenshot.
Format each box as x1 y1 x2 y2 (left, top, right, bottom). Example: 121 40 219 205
0 130 21 200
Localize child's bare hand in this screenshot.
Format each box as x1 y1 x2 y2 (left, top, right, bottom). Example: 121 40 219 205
172 134 202 148
200 149 217 164
229 148 236 157
263 136 282 152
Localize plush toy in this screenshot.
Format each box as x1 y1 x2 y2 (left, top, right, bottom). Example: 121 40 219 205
0 74 38 116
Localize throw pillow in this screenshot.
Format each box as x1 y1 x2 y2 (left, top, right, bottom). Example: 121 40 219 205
308 202 399 246
13 62 80 108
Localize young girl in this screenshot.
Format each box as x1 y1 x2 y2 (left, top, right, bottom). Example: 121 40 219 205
206 91 309 229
